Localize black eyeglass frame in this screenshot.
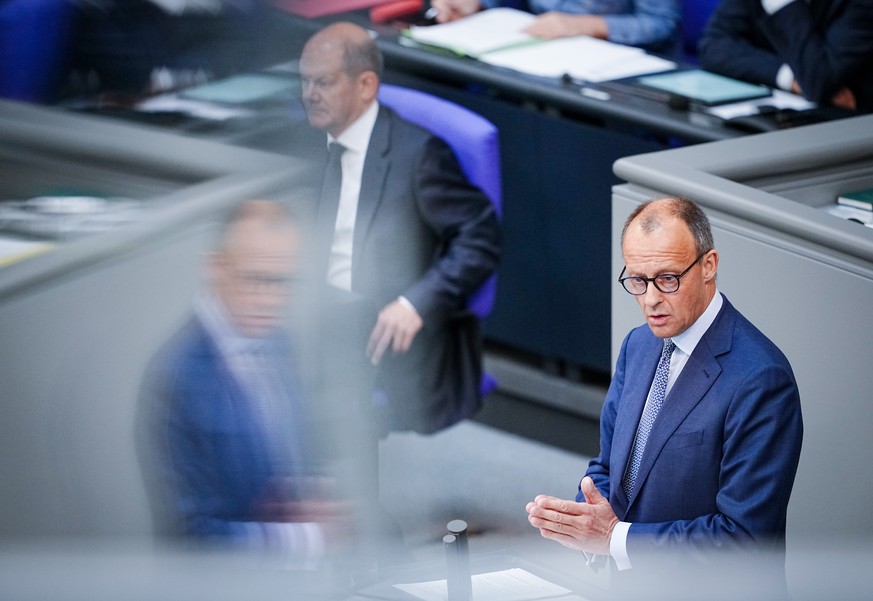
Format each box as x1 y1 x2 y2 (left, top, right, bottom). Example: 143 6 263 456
618 250 711 295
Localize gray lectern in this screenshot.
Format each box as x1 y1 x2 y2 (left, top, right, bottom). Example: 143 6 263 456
0 100 307 539
612 114 873 579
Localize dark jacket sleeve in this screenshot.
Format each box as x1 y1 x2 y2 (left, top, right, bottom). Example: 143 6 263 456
403 134 502 322
699 0 873 105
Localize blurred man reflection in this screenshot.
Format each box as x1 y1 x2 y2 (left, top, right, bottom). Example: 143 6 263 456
138 200 349 562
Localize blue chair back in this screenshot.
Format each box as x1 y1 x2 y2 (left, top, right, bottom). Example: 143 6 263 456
682 0 721 62
0 0 75 103
377 83 502 320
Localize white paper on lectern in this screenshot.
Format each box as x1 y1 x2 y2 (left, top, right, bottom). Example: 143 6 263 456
136 94 253 121
393 567 586 601
705 89 816 120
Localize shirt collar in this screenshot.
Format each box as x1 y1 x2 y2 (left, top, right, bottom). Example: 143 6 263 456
671 289 723 357
329 99 379 155
196 294 266 357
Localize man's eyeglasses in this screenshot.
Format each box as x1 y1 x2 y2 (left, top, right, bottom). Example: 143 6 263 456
618 250 710 295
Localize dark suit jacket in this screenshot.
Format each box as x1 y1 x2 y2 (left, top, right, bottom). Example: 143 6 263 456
699 0 873 112
303 105 502 434
583 295 803 560
138 316 314 541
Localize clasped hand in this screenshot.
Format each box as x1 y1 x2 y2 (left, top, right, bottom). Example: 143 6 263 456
526 476 619 556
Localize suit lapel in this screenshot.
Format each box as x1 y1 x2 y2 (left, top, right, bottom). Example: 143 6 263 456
351 107 392 284
610 334 661 517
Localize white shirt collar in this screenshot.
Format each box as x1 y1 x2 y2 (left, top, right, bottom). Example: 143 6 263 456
196 294 265 357
671 289 723 357
329 100 379 155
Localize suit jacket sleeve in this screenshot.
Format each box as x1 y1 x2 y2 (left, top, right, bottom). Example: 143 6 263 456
578 331 631 502
141 352 248 540
403 134 501 322
625 354 803 556
486 0 681 49
699 0 873 104
597 0 682 49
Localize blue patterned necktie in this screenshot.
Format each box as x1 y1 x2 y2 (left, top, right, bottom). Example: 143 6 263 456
623 338 676 500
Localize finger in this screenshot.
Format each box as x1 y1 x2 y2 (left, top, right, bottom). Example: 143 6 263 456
529 505 575 532
392 325 410 354
366 320 386 357
438 6 461 22
370 334 391 365
528 510 561 532
580 477 608 505
536 496 586 516
367 324 393 365
537 526 579 550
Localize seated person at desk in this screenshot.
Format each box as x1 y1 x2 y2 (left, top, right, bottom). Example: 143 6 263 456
293 23 502 435
526 198 802 586
429 0 682 52
138 200 350 561
698 0 873 112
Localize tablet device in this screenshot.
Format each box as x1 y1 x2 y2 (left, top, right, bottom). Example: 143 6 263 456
636 69 771 106
179 74 299 105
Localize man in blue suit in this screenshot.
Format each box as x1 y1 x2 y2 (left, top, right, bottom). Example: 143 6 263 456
138 200 349 561
526 198 803 579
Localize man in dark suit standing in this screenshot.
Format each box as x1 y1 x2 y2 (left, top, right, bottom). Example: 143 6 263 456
526 198 803 586
138 200 349 561
297 22 501 435
699 0 873 112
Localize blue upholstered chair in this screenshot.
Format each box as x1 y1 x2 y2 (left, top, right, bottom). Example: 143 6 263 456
377 83 502 395
682 0 721 63
0 0 75 103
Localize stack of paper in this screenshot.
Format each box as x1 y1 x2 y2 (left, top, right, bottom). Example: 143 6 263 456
407 8 538 58
406 8 676 82
481 35 675 82
393 567 582 601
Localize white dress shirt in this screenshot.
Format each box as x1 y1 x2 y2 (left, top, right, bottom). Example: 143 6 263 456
761 0 804 91
326 100 380 291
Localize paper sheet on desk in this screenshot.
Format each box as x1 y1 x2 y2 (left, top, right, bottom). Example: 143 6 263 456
480 36 675 82
407 8 537 57
705 89 816 119
407 8 675 81
393 567 589 601
136 95 253 121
